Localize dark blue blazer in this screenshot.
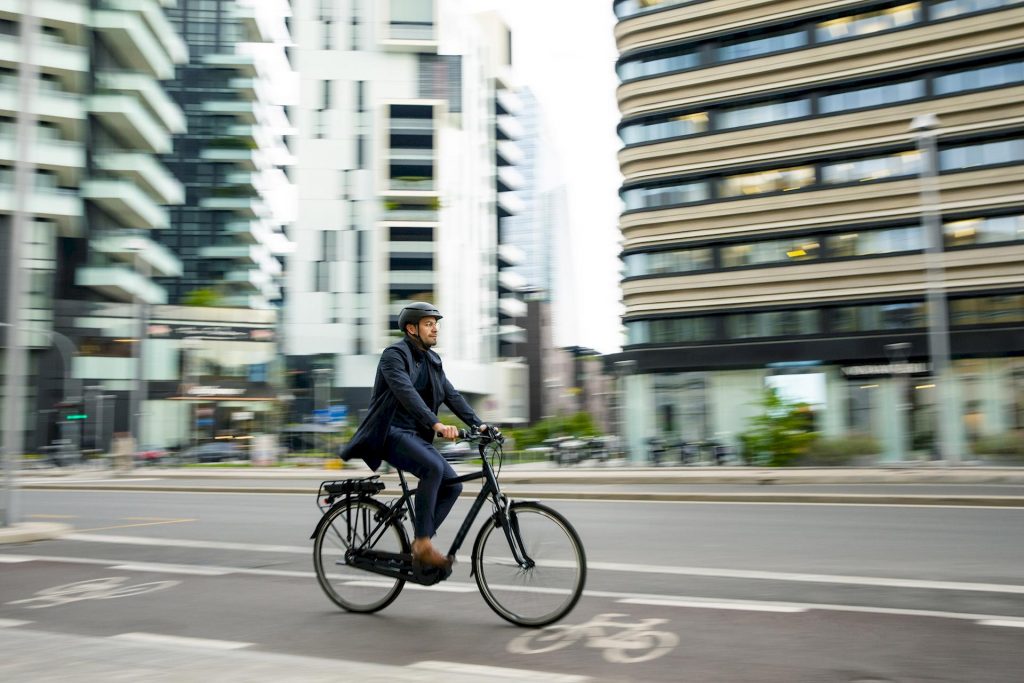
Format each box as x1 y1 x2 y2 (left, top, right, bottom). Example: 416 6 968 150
341 337 482 470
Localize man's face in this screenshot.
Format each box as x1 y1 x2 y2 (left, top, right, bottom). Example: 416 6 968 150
413 317 439 347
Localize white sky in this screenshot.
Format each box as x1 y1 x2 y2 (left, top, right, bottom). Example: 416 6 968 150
472 1 625 354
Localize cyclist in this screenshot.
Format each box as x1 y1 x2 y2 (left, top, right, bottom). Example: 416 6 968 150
341 301 488 571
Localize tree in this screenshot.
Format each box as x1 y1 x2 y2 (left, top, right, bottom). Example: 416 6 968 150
183 288 221 307
738 387 817 466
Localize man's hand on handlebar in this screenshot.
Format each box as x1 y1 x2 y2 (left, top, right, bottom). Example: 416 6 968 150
433 422 459 440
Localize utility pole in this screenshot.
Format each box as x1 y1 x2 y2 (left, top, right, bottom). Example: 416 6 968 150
2 4 38 527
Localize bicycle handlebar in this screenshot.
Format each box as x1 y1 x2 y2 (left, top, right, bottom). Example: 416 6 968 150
442 425 505 445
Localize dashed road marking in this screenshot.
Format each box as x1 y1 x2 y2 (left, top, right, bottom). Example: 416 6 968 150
111 563 232 576
977 619 1024 628
619 597 807 612
0 618 32 628
111 632 252 650
411 660 589 681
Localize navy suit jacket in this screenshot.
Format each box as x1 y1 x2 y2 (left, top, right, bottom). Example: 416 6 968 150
341 337 481 471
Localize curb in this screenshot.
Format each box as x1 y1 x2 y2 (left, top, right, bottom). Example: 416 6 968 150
0 522 73 545
17 482 1024 507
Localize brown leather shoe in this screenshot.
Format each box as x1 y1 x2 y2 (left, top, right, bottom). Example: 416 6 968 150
412 537 451 570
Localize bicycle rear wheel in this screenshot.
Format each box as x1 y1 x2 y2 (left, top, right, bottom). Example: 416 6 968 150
472 501 586 627
313 498 409 613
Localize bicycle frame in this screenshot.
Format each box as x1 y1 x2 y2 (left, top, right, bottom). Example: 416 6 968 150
316 439 535 579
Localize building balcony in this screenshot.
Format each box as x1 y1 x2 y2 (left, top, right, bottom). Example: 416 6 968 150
496 88 522 117
91 8 174 79
496 140 523 166
76 265 166 304
498 270 526 294
383 176 437 193
389 117 434 134
497 190 524 217
0 0 89 28
496 114 523 141
95 71 186 134
0 85 84 129
499 296 528 319
0 34 88 89
89 232 182 277
220 293 271 309
88 93 171 153
94 151 184 204
201 100 260 124
497 166 525 192
199 196 267 218
200 147 264 171
224 220 270 245
382 208 439 222
101 0 188 65
498 324 527 343
380 22 438 53
201 52 259 78
388 271 436 287
225 267 271 291
81 178 169 229
0 185 81 234
0 136 84 185
198 243 266 263
497 243 525 268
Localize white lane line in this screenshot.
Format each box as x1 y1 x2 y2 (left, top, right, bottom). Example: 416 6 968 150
60 534 1024 596
411 660 589 682
0 555 34 563
111 563 232 576
0 619 32 628
620 597 806 613
111 632 252 650
66 533 309 554
587 560 1024 595
8 552 1024 626
978 619 1024 628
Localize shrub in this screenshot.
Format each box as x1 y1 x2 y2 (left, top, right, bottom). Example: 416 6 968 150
971 432 1024 461
802 434 881 466
738 387 818 467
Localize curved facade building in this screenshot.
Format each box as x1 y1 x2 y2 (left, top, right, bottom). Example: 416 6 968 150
613 0 1024 461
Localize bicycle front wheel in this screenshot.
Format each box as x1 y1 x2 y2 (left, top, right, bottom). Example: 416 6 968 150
472 501 586 627
313 498 409 613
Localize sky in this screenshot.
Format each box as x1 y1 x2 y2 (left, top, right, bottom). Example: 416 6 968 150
472 1 625 354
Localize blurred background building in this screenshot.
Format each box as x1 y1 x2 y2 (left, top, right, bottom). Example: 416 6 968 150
612 0 1024 461
285 0 533 425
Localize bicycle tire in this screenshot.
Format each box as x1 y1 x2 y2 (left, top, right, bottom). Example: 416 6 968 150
472 501 586 627
313 497 409 613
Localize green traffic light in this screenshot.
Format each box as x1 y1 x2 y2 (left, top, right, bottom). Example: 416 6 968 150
66 414 88 420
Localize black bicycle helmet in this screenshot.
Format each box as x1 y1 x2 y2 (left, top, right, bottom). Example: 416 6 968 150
398 301 443 332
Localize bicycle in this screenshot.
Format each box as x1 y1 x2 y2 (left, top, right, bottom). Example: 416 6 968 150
310 426 586 627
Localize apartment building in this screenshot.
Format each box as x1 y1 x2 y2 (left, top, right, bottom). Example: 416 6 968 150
0 1 189 452
286 0 528 424
613 0 1024 460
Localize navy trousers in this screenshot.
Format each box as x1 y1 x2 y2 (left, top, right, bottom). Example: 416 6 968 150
384 427 463 539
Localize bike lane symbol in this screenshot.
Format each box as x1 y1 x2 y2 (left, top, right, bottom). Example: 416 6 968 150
7 577 181 609
508 612 679 664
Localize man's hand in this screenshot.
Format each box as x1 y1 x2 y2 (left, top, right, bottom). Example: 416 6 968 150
433 422 458 440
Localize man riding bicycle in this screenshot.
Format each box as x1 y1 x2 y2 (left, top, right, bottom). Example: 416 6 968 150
340 301 489 571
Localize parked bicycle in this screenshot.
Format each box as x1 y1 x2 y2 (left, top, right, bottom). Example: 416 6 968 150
311 426 587 627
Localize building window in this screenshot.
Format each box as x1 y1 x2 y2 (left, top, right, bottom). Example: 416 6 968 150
940 138 1024 171
720 237 820 268
725 310 821 338
623 247 713 277
931 0 1022 21
622 181 709 210
819 79 925 113
720 166 814 197
620 112 708 145
934 59 1024 95
617 49 699 81
827 226 923 257
717 29 807 62
716 98 810 130
815 3 922 43
944 214 1024 247
821 151 921 184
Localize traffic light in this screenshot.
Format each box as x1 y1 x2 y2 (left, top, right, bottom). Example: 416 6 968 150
66 413 88 421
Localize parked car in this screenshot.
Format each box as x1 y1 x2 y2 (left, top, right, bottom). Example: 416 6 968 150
177 441 243 464
134 445 169 466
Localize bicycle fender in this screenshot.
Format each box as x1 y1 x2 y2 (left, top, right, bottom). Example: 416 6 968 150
310 499 349 539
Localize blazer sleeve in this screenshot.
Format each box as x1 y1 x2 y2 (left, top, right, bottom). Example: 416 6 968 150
442 374 483 428
379 347 439 429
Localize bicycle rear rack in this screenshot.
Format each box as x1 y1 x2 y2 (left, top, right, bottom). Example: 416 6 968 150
317 476 385 513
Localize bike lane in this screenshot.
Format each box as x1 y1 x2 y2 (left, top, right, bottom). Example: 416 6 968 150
3 555 1024 683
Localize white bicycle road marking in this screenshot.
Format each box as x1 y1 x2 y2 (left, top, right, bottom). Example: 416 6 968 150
6 576 180 609
508 613 679 664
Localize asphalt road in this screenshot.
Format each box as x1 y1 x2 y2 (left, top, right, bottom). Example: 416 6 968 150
2 488 1024 682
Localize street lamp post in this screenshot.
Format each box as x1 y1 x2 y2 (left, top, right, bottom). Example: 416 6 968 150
910 113 959 464
126 245 151 454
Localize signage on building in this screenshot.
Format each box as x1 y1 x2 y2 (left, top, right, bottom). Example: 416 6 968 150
173 378 278 402
840 362 931 378
148 323 275 342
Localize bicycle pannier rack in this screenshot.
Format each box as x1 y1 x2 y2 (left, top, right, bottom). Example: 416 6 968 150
317 476 385 514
